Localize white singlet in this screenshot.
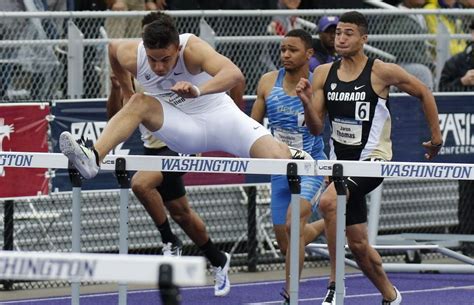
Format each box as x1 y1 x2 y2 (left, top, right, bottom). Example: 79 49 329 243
135 34 269 157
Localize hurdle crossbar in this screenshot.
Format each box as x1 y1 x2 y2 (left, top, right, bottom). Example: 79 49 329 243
0 251 206 286
2 152 474 180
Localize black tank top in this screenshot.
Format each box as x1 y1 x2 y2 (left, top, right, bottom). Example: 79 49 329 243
323 58 392 161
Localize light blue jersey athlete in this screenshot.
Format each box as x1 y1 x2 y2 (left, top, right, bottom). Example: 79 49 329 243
266 69 326 225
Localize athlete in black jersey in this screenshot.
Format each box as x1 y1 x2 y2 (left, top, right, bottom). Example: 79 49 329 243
297 11 442 305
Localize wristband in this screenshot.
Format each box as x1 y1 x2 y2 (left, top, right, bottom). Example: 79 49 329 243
431 140 443 147
192 85 201 97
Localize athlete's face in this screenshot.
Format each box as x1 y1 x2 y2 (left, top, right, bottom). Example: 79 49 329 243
145 43 180 76
280 36 313 72
335 22 367 58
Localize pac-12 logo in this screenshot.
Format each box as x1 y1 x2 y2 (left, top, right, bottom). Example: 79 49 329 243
0 118 15 176
70 122 129 155
438 113 474 155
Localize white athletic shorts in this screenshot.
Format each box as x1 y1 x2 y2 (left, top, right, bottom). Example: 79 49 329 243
152 94 270 157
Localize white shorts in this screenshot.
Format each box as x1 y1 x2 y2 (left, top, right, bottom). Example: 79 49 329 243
152 94 270 157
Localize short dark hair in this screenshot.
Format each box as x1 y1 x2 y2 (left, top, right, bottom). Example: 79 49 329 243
339 11 368 35
142 13 179 49
285 29 313 49
142 11 174 28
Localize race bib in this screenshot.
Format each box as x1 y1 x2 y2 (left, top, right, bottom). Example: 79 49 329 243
154 92 187 107
273 128 303 149
331 117 362 145
297 112 305 127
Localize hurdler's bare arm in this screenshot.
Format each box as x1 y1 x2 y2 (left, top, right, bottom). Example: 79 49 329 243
107 40 139 118
373 60 443 160
296 64 329 136
175 35 245 98
251 72 277 123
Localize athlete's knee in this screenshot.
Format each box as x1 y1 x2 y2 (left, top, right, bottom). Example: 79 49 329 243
131 175 156 196
318 194 336 217
126 93 154 112
250 136 291 158
348 238 369 259
167 198 192 223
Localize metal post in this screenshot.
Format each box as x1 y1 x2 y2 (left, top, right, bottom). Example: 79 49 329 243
287 162 301 305
2 200 14 290
247 186 258 272
67 20 84 99
68 167 82 305
158 264 181 305
115 158 130 305
332 164 346 305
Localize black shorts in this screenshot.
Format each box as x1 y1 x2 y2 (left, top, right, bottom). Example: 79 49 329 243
345 176 384 226
143 146 186 202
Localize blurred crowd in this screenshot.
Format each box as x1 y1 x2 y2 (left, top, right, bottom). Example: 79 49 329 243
0 0 473 101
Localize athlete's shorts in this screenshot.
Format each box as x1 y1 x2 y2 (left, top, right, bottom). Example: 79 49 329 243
144 146 186 202
152 95 270 157
271 151 326 225
345 174 384 226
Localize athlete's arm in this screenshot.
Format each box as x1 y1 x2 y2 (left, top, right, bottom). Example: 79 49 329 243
229 77 246 109
374 61 443 160
251 72 275 123
107 40 139 118
180 35 245 96
296 65 328 135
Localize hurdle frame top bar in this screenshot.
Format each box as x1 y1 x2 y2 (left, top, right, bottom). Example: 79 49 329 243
0 251 206 286
1 152 474 180
0 152 316 176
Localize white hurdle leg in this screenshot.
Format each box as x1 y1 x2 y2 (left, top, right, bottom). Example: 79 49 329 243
116 158 130 305
288 163 301 305
333 164 347 305
69 167 82 305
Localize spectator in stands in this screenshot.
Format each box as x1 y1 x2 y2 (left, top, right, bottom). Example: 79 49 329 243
458 0 474 9
162 0 275 9
106 1 165 38
309 16 339 72
382 0 435 90
439 20 474 91
398 0 428 31
424 0 466 57
267 0 302 36
312 0 365 8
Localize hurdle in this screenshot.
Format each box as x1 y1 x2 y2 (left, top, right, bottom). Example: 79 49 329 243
2 152 474 305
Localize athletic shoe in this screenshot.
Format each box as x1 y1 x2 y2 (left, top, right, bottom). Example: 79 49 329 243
59 131 99 179
213 252 231 297
322 281 336 305
161 239 183 257
382 286 402 305
289 146 313 160
280 287 290 305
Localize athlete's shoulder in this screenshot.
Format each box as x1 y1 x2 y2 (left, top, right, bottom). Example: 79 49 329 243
259 70 279 85
257 70 279 94
313 62 333 85
372 59 405 79
113 40 140 54
114 40 139 62
183 34 206 51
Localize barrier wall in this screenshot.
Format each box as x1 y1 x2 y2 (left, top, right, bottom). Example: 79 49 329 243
1 93 474 197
